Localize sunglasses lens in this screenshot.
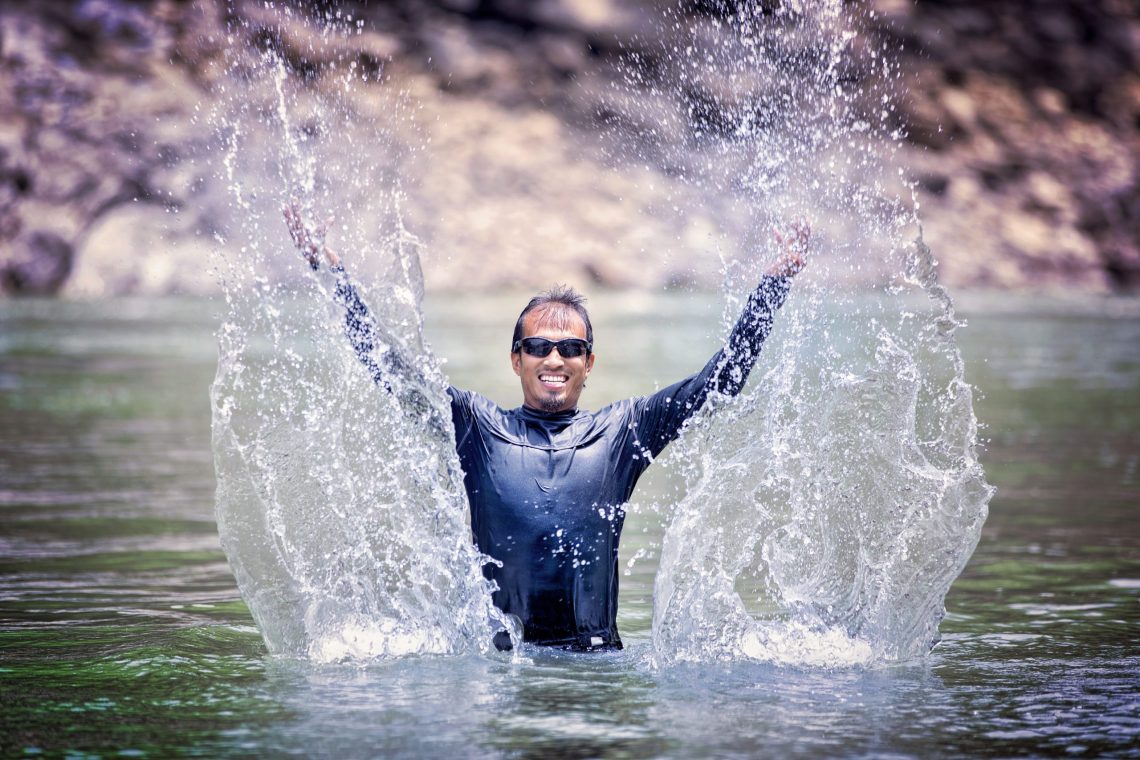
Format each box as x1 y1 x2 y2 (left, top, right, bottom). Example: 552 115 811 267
521 338 554 357
558 340 588 357
519 338 590 357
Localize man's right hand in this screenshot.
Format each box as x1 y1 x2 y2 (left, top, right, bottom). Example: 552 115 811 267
283 201 341 270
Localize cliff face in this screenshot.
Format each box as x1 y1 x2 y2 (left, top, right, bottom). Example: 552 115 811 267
881 0 1140 289
1 0 1137 296
0 0 226 296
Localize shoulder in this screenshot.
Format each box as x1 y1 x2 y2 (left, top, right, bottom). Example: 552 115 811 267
590 396 644 429
592 396 637 415
449 387 503 416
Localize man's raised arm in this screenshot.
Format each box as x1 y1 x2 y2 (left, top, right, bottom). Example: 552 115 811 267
282 203 412 392
631 222 808 458
709 222 806 396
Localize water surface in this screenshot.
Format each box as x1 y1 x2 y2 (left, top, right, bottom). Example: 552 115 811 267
1 293 1137 757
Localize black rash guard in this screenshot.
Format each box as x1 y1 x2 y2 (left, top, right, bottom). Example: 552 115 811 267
331 269 791 650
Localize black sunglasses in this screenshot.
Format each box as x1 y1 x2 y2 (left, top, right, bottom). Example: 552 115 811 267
512 337 592 358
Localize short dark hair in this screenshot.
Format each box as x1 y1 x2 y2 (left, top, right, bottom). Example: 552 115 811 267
511 284 593 352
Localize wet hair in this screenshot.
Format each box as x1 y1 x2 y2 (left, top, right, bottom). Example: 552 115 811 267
511 284 593 352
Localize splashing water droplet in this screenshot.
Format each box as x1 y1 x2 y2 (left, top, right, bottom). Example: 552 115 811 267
596 2 995 668
204 1 990 668
207 11 512 662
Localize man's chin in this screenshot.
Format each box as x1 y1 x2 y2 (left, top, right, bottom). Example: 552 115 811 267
538 390 572 412
539 397 566 412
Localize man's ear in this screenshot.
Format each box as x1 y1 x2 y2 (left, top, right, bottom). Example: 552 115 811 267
511 351 522 377
585 353 595 375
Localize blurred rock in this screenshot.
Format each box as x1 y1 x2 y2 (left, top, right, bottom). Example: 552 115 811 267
0 0 222 296
1 230 73 295
64 204 217 297
0 0 1136 296
527 0 637 36
425 21 516 90
877 0 1140 291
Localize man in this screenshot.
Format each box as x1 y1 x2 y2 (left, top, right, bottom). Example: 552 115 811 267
284 204 806 651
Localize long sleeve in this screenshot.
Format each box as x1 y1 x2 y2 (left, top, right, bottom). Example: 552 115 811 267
332 265 387 387
631 275 791 458
332 265 422 396
330 265 461 440
710 274 792 396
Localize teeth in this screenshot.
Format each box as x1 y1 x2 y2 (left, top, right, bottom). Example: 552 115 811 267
540 375 567 383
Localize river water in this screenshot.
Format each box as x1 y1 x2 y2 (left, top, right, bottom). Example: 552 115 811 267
1 291 1137 757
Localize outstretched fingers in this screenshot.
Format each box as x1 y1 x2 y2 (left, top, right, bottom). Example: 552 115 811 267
768 220 810 277
282 200 337 270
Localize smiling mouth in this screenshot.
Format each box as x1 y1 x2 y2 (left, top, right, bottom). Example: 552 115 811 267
539 374 568 389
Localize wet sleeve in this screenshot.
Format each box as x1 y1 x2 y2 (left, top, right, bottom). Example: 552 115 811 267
331 266 465 441
447 386 475 439
331 265 425 397
332 265 387 387
633 275 791 457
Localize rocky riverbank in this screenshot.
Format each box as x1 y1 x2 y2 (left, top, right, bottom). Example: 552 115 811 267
1 0 1136 296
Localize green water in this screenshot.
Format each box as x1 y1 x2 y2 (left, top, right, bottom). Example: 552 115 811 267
1 293 1137 757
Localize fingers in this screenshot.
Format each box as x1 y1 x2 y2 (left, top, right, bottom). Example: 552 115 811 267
771 221 810 251
283 198 301 227
282 200 324 268
766 219 811 277
283 203 306 248
788 219 810 246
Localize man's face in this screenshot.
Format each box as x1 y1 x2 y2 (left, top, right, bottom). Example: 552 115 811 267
511 306 595 413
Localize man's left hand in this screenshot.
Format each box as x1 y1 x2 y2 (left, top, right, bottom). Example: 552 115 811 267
767 221 810 277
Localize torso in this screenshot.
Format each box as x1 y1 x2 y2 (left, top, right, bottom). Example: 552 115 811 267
450 392 652 648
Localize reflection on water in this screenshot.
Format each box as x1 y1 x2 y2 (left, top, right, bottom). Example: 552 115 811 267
0 294 1137 756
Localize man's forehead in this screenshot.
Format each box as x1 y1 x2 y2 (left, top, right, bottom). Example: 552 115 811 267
523 304 587 338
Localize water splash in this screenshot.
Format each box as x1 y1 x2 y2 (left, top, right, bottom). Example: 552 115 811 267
613 3 994 666
206 1 990 668
208 12 511 662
